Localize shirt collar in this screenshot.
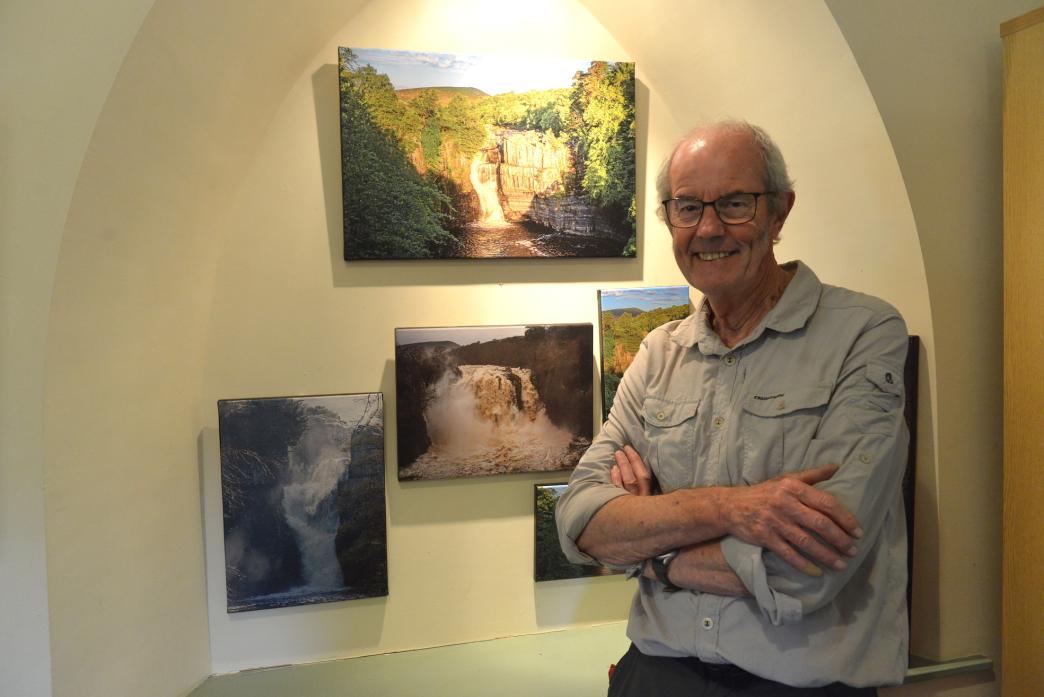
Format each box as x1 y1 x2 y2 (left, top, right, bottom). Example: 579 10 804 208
668 261 822 355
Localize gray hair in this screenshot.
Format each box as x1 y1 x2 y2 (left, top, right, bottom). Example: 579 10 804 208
655 120 794 222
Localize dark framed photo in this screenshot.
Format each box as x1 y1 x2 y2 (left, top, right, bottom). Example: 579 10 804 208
217 393 387 612
534 483 620 581
339 47 636 259
598 286 691 418
395 324 593 480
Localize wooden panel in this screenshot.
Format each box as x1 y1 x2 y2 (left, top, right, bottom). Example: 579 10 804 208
1002 12 1044 697
1000 6 1044 37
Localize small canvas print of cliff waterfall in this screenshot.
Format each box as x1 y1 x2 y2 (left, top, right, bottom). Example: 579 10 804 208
395 324 593 480
339 47 636 260
534 484 620 581
598 286 692 419
217 393 387 612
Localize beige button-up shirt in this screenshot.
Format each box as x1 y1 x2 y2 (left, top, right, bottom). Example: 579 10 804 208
557 261 909 687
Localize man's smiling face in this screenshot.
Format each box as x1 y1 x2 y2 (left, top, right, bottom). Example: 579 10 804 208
667 128 791 302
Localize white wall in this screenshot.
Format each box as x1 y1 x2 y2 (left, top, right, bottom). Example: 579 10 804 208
0 1 156 695
3 0 1019 695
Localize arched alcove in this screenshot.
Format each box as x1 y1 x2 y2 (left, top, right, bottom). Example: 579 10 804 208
35 1 936 694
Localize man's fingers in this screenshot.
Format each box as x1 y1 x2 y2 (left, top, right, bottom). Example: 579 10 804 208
763 533 822 577
795 485 863 539
778 522 850 572
615 446 652 496
610 464 623 488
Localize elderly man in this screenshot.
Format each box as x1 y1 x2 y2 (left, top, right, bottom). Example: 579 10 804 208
557 121 909 696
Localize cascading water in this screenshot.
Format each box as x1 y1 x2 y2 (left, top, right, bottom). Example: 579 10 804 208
281 412 348 591
406 364 581 477
469 153 507 226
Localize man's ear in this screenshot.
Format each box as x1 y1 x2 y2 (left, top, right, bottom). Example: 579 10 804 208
770 191 796 242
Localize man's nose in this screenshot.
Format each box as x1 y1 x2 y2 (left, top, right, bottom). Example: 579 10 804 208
694 205 725 238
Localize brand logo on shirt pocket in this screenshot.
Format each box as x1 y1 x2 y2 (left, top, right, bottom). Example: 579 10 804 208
739 384 831 483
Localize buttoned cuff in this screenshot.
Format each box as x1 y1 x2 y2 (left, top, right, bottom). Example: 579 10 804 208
720 536 803 626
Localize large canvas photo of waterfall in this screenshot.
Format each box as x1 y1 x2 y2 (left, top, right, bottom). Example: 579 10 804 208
599 286 691 419
534 484 620 582
395 324 593 480
339 47 636 259
217 393 387 612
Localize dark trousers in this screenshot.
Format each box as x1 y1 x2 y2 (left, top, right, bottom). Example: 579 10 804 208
608 644 878 697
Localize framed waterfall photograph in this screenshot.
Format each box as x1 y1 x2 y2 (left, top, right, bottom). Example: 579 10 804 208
339 47 636 259
217 392 387 612
394 324 593 480
598 286 691 419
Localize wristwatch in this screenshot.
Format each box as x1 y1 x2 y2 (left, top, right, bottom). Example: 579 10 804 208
649 549 682 593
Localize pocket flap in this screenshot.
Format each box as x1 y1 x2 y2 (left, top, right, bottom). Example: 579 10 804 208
643 397 699 427
743 385 832 417
866 359 903 395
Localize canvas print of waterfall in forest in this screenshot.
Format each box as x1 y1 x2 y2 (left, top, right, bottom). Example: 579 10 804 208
395 324 593 480
599 286 692 419
339 47 636 259
534 484 620 581
217 393 387 612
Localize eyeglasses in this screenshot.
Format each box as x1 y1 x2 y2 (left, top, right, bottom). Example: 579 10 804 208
661 192 776 228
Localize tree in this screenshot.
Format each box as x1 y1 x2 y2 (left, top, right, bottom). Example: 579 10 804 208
339 48 456 258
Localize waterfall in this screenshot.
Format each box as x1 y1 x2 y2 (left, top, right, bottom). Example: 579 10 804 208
469 152 507 225
281 413 348 590
414 365 577 475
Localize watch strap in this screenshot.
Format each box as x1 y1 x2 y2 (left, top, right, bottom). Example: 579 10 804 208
649 550 682 593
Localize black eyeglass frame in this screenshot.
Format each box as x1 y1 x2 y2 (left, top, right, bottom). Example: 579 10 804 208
661 191 778 228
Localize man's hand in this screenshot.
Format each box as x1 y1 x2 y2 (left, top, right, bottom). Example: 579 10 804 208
721 464 862 575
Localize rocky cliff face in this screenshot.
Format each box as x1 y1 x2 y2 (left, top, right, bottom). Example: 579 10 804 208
494 129 570 220
530 193 630 242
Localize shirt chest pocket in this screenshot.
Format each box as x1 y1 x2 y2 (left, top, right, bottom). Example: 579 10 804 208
643 397 699 492
739 385 831 483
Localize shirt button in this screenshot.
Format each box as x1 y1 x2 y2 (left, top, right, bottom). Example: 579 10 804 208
859 453 871 464
713 416 725 428
724 355 737 366
776 401 786 411
656 411 666 421
702 618 714 630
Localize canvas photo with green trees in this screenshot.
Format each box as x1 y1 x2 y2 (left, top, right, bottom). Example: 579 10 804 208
339 47 636 259
534 483 619 581
598 286 692 419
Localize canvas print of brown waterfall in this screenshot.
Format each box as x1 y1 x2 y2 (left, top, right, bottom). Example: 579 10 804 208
217 393 387 612
339 47 636 259
395 324 593 480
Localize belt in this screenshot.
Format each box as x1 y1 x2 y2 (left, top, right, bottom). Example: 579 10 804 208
683 656 757 684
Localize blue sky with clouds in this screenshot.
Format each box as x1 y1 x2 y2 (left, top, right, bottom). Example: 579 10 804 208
599 286 691 312
349 47 595 95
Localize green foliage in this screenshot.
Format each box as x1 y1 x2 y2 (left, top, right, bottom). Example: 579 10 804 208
602 304 690 367
534 489 581 581
339 48 456 258
569 62 636 225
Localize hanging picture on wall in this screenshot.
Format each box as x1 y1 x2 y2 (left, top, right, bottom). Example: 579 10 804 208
217 392 387 612
598 286 691 418
339 46 636 260
534 483 620 582
395 324 593 480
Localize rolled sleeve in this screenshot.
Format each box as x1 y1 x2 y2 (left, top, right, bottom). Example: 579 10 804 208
555 333 654 566
720 537 803 624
